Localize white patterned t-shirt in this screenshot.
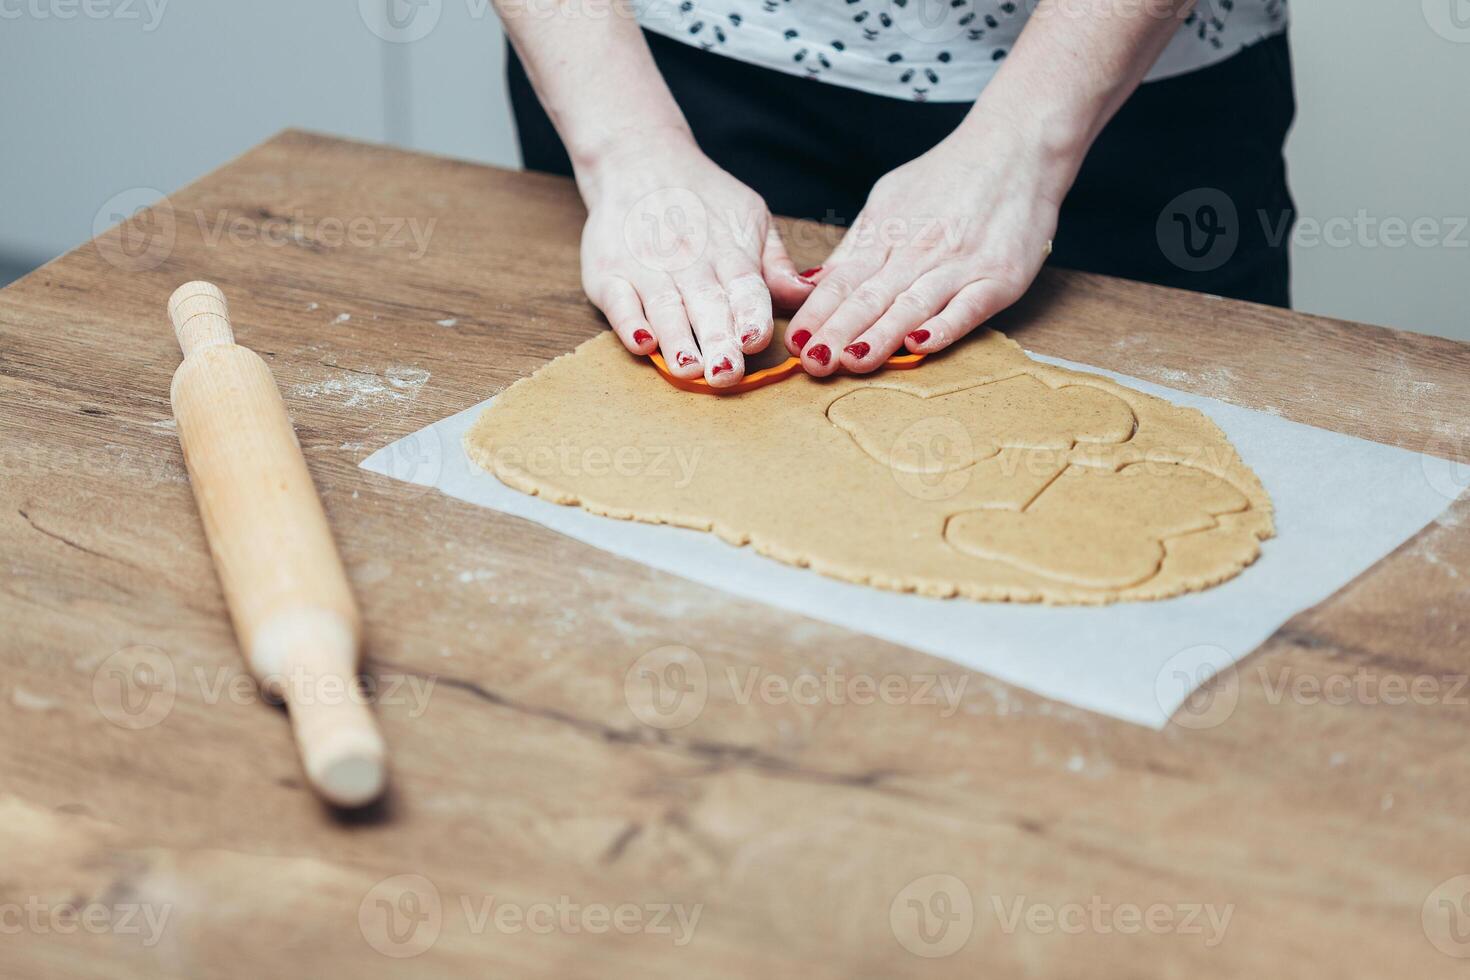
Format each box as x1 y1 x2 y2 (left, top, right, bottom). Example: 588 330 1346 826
635 0 1288 102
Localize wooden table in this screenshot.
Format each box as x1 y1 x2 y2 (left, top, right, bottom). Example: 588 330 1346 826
3 130 1468 979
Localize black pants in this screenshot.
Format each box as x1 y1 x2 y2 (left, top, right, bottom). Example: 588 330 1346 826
509 31 1296 307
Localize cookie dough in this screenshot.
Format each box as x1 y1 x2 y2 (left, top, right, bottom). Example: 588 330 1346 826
465 330 1273 604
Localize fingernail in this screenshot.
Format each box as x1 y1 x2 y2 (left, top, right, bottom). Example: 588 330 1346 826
808 344 831 366
711 357 733 377
790 329 812 350
633 328 653 346
798 266 822 279
740 328 759 347
844 341 870 360
908 329 931 346
676 350 699 368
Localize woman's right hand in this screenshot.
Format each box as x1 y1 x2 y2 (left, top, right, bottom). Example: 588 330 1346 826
577 130 815 387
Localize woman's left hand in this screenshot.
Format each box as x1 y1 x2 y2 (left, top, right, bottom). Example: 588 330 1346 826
784 122 1066 374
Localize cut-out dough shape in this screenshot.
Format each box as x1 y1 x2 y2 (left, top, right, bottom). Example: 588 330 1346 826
828 374 1136 474
465 330 1273 604
946 462 1250 590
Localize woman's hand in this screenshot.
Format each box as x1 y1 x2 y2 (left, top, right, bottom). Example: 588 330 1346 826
784 121 1066 375
579 132 814 387
495 0 1182 384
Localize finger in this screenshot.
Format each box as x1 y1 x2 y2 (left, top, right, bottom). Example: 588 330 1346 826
642 283 703 379
676 271 745 388
715 254 774 356
588 276 656 355
761 226 816 311
784 249 887 358
802 264 934 377
840 266 964 373
905 278 1020 353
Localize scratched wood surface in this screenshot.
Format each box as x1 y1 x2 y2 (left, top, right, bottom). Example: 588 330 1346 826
2 130 1468 979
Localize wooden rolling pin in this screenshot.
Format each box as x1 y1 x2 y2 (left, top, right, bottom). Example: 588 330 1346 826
168 281 387 807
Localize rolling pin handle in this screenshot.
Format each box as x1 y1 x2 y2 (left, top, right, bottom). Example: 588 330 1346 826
253 609 387 808
294 699 389 809
168 280 236 356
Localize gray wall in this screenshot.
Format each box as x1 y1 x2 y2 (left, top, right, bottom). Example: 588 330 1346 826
2 1 1465 341
1287 1 1469 340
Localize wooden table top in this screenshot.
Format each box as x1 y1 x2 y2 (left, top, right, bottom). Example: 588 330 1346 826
3 130 1468 979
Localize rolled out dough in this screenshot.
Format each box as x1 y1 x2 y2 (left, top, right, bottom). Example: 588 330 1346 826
465 330 1273 604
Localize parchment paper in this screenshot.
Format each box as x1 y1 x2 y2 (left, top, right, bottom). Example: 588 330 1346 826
362 354 1460 728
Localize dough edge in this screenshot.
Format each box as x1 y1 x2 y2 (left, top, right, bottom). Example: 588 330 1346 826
464 332 1275 606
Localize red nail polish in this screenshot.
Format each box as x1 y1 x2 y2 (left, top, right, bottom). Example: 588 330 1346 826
711 357 732 377
844 341 870 360
633 329 652 346
676 350 698 368
798 267 822 279
908 329 931 345
740 329 759 346
808 344 831 366
790 329 812 350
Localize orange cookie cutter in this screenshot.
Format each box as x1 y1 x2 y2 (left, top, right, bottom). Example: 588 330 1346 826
650 349 927 394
